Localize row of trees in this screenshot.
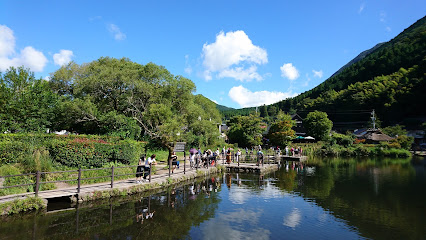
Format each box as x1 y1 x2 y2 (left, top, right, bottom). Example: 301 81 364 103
227 110 333 148
0 57 223 157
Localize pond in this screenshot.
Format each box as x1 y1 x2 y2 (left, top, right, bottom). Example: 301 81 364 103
1 157 425 240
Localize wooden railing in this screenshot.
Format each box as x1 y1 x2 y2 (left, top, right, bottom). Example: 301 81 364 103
0 152 286 198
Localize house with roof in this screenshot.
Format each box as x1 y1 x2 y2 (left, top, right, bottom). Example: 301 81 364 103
356 128 393 144
291 114 306 137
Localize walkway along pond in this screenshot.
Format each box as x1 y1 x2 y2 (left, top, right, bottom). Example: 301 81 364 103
0 153 285 212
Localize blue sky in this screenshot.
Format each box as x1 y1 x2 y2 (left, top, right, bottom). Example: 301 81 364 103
1 1 425 109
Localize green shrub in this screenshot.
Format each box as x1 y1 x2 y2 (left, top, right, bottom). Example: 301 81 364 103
0 196 46 215
0 165 34 196
330 132 354 147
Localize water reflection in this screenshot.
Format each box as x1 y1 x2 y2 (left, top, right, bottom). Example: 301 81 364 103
1 157 425 240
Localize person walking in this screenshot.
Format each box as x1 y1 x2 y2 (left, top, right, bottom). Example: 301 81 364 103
170 152 179 173
143 154 157 181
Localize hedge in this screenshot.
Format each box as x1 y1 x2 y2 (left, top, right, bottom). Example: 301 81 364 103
0 134 145 168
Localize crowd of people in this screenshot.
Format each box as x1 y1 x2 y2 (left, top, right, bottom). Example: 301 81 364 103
136 145 304 182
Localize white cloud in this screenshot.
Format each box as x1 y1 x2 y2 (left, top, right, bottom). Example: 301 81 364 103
184 54 192 75
202 30 267 82
283 208 302 229
312 69 323 78
107 24 126 41
0 25 47 72
303 73 311 87
218 65 263 81
280 63 299 81
229 85 297 108
0 25 15 57
358 3 365 14
386 26 392 32
53 49 74 66
89 16 102 22
380 11 386 22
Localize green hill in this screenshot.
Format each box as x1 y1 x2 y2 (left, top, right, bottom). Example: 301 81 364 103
221 16 426 130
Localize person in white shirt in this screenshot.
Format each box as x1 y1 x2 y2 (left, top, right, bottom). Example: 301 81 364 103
236 149 241 163
143 154 157 180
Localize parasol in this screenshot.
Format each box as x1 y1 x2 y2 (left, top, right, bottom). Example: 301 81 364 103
189 148 198 154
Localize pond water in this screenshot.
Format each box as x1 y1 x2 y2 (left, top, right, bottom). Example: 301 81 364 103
1 157 425 240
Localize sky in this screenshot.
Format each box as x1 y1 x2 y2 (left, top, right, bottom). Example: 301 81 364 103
1 1 425 109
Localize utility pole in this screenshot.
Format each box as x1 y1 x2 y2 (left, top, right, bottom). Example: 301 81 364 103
371 109 376 130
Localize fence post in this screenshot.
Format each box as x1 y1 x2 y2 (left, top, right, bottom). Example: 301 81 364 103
168 156 171 177
232 151 234 163
35 171 40 196
149 163 152 182
111 166 114 189
77 168 81 193
184 152 186 174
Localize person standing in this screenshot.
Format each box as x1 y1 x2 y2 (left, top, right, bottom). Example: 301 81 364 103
236 149 241 163
143 154 157 181
285 146 289 156
226 148 231 164
136 157 144 183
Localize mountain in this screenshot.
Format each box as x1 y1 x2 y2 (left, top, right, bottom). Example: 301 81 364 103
330 42 385 78
216 104 235 112
220 16 426 130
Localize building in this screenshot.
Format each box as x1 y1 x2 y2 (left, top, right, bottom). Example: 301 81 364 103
356 128 393 144
291 114 306 137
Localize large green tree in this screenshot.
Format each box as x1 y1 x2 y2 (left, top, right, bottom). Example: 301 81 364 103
0 67 58 133
304 111 333 141
227 114 264 147
50 57 221 157
267 111 295 147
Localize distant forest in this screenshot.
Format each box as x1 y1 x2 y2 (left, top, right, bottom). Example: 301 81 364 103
219 16 426 131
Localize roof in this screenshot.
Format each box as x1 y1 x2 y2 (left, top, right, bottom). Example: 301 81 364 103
360 129 393 141
291 114 303 120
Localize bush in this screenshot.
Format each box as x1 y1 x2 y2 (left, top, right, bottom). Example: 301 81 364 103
0 134 145 168
330 132 354 147
394 135 414 150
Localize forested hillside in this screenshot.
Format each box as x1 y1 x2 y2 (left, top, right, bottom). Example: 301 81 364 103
221 16 426 130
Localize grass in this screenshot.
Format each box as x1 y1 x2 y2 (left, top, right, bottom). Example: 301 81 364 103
0 196 46 215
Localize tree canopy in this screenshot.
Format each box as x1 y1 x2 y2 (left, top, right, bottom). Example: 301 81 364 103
1 57 222 153
304 111 333 141
267 111 295 147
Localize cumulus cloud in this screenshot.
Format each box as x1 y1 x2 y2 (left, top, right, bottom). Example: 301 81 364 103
0 25 47 72
202 30 267 82
218 66 263 81
0 25 15 57
229 85 297 108
312 69 323 78
53 50 74 66
280 63 299 81
108 24 126 41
